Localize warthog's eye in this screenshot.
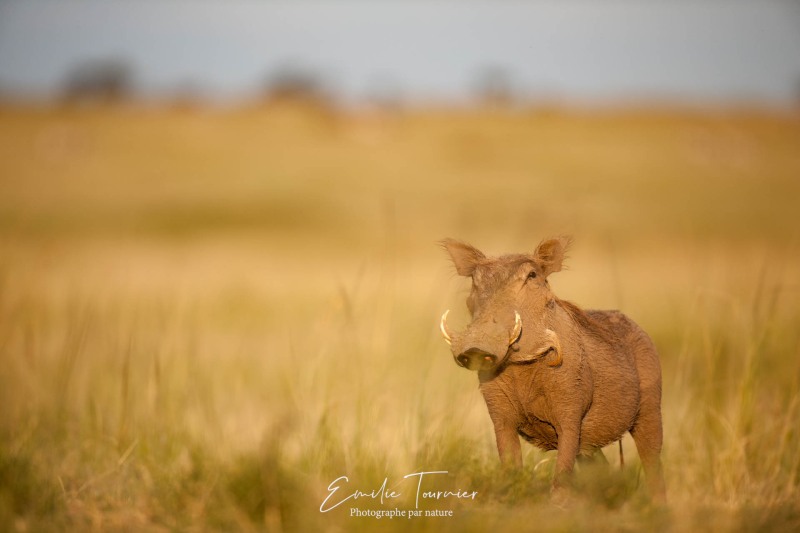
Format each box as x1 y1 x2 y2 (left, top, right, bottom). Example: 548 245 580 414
527 270 537 280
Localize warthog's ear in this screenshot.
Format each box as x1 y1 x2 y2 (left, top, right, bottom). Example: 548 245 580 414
534 236 572 277
440 239 485 277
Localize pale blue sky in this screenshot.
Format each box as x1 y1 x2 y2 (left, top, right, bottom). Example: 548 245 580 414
1 1 799 106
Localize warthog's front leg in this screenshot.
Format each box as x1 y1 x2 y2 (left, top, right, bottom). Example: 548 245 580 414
553 420 581 490
481 383 523 468
491 418 522 469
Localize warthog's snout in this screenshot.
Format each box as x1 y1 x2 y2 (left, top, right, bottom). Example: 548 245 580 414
441 310 522 371
456 347 498 371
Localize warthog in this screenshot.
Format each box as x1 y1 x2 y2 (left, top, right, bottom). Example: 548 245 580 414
440 237 665 500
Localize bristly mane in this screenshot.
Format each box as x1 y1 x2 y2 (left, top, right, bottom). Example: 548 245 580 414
556 298 618 344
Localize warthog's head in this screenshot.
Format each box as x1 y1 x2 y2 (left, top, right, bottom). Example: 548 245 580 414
440 237 570 372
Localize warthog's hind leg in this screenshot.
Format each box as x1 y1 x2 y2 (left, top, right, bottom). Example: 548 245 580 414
629 397 666 502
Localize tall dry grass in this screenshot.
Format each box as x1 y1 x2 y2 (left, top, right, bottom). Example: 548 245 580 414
0 103 799 531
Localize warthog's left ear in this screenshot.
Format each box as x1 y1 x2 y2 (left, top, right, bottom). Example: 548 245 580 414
534 236 572 277
440 238 485 277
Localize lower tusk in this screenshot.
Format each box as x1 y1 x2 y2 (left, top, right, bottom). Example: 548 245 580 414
516 329 562 366
508 311 522 345
545 329 563 367
440 310 453 345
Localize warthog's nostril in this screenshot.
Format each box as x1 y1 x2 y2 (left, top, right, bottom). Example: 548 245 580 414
458 348 498 370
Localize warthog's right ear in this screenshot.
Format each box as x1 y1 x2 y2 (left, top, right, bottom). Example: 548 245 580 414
534 236 572 277
440 239 485 277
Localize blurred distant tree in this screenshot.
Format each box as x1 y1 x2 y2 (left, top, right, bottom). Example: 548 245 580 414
169 80 204 111
796 75 800 108
262 66 329 106
474 65 516 107
61 58 133 104
363 74 403 111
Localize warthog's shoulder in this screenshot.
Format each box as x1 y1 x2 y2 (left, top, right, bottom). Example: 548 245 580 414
586 309 651 341
586 309 636 329
557 300 626 344
587 309 627 324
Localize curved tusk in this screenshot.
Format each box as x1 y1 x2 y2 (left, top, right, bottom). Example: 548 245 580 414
545 328 563 367
515 328 562 366
439 309 453 345
508 311 522 345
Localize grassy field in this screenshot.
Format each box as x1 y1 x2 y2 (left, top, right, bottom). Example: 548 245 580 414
1 102 799 531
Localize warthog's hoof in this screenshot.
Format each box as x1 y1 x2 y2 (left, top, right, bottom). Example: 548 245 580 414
549 485 575 509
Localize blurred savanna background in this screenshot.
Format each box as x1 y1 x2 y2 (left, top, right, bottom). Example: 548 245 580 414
1 1 800 531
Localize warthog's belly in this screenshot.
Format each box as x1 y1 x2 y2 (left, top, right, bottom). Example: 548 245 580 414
579 414 635 449
578 369 641 449
517 414 633 452
517 418 559 451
